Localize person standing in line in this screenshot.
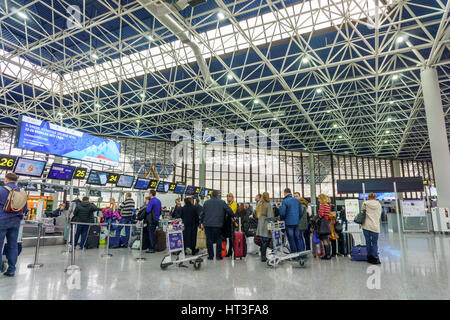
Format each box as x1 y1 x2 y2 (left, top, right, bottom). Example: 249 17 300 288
254 194 261 204
0 173 28 277
318 194 332 260
362 193 382 264
201 190 233 260
171 199 183 219
294 192 311 251
222 193 237 257
194 198 203 219
72 196 100 250
280 188 305 256
181 197 200 255
146 190 162 253
255 192 274 262
118 193 135 247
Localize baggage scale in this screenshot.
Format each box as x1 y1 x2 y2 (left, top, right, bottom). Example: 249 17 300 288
160 219 207 270
265 217 310 267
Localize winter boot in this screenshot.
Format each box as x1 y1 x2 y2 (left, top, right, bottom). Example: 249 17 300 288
321 245 331 260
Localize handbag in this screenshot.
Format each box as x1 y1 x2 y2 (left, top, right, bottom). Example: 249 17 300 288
354 209 366 224
195 227 207 249
334 220 343 234
318 217 331 236
312 231 321 244
298 212 308 231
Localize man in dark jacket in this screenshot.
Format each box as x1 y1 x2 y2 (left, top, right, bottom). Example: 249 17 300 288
72 196 100 250
280 188 304 254
200 190 233 260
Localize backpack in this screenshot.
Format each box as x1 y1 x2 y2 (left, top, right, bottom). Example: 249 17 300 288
3 186 27 214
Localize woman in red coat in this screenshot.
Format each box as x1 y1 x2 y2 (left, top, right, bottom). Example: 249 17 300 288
318 194 332 260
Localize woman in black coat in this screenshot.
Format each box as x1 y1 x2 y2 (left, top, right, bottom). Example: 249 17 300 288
181 197 200 255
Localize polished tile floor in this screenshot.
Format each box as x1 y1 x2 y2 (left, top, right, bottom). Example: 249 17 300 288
1 229 449 300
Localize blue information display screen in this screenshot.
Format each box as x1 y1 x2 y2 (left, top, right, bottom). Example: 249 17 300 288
156 181 170 193
134 178 150 190
116 175 135 188
173 184 186 194
185 186 200 195
359 192 396 200
15 115 121 167
13 157 47 177
47 163 75 181
86 170 109 185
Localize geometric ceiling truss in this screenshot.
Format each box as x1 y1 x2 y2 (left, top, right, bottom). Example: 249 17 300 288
0 0 448 161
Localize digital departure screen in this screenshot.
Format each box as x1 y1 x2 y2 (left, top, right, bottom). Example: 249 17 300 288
173 183 186 194
47 163 75 181
86 170 109 185
25 182 38 191
134 178 150 190
185 186 200 195
156 181 170 193
116 175 135 188
41 183 56 193
13 157 47 177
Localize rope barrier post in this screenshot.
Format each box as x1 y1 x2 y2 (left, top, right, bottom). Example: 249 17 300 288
27 222 44 269
65 222 80 273
102 222 113 258
136 222 146 262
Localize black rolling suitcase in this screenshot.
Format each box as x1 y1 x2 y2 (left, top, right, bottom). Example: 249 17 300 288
338 232 354 256
85 225 100 249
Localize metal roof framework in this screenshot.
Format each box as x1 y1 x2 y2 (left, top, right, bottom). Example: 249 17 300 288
0 0 449 161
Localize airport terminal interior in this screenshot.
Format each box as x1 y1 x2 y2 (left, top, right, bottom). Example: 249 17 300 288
0 0 449 300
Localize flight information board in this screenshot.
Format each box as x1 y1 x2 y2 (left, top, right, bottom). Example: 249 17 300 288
13 157 47 177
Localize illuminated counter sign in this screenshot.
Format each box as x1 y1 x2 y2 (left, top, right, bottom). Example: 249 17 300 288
15 115 121 167
0 154 17 169
108 173 119 184
73 167 87 179
149 180 158 189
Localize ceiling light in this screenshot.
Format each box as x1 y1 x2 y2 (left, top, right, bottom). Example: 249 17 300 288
387 117 392 122
94 103 101 108
217 12 225 20
389 101 394 105
302 57 309 64
136 120 141 124
333 123 338 128
392 74 399 81
17 11 28 19
338 135 343 139
91 53 99 60
140 92 145 98
316 88 323 94
326 110 331 113
384 140 388 144
385 130 390 134
147 35 154 41
227 73 233 80
396 36 404 43
135 129 139 133
254 99 260 104
57 112 63 117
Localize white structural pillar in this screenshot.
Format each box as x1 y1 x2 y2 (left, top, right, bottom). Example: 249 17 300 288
309 154 316 206
421 68 450 208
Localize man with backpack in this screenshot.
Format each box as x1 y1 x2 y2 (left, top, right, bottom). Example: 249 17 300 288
0 173 28 277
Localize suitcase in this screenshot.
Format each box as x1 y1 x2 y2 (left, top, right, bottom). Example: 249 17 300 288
85 225 100 249
338 232 354 256
233 218 247 259
312 241 324 258
351 245 368 261
155 228 166 252
221 240 227 257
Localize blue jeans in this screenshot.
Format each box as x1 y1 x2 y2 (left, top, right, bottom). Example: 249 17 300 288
363 229 379 259
286 225 305 253
74 225 90 249
0 216 21 274
147 222 157 251
205 227 222 259
117 217 132 247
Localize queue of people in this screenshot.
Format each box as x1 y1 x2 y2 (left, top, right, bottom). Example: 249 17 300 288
0 171 382 278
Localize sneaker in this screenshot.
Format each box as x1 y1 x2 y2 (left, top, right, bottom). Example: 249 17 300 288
3 272 14 277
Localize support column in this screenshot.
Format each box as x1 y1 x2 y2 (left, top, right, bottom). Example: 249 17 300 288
392 160 403 201
199 143 206 189
421 68 450 208
309 153 316 206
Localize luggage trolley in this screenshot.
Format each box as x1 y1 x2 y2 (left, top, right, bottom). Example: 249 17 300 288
160 219 207 270
265 217 311 268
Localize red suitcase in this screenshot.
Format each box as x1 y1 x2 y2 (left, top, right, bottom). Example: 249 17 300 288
233 218 247 259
